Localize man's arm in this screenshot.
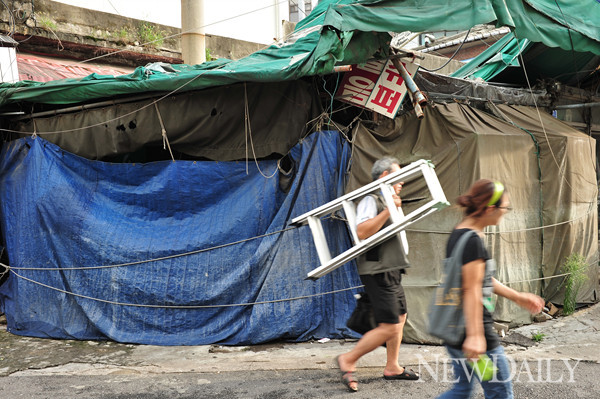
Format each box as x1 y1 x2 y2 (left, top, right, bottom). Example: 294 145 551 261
356 208 391 240
355 194 402 240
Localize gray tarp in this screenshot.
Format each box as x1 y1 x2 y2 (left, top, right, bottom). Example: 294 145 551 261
9 80 323 161
347 102 598 343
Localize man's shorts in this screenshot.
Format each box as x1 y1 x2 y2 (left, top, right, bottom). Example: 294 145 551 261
359 268 407 324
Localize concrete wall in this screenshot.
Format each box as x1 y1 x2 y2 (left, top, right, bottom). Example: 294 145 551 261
0 0 264 68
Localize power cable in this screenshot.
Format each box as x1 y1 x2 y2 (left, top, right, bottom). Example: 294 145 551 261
0 1 307 137
77 0 293 66
419 28 472 73
106 0 121 16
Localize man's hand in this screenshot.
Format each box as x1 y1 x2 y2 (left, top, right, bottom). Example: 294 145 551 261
393 181 404 195
392 194 402 208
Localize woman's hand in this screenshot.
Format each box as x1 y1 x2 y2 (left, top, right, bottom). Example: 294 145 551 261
462 334 486 361
515 292 545 314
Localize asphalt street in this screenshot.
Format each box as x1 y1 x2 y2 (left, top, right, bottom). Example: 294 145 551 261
1 302 599 398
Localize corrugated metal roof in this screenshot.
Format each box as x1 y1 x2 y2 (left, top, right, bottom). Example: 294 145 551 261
0 34 18 47
17 53 132 82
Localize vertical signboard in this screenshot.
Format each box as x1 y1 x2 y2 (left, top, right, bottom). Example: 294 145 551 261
335 59 419 119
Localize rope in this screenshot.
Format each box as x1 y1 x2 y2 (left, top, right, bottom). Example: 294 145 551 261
154 102 175 162
5 268 583 309
8 270 364 308
515 37 598 204
243 83 278 179
486 100 544 229
401 272 579 288
9 226 298 271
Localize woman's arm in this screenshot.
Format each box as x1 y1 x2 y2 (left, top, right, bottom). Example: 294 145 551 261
492 278 544 314
462 259 486 358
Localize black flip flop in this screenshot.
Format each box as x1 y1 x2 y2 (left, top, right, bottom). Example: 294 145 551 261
383 367 420 380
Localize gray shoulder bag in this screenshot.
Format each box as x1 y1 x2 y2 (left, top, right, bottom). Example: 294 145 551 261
427 230 476 346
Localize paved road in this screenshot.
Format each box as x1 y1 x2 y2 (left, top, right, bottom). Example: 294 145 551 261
1 302 599 398
2 361 600 398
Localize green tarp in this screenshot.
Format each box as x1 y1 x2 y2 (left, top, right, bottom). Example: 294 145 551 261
0 0 598 108
452 31 599 85
451 33 533 81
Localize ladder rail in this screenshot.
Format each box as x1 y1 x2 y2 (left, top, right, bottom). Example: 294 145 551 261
291 159 429 226
291 159 449 280
306 203 441 280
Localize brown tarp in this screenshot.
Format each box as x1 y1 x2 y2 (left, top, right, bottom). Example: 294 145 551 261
347 102 598 343
10 80 323 161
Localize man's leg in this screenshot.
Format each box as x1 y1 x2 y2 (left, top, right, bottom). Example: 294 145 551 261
337 270 402 390
383 313 406 375
338 322 400 369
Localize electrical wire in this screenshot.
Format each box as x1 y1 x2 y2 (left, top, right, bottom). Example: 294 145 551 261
243 82 279 178
0 0 16 36
0 1 311 137
76 0 294 66
419 28 472 73
516 37 598 205
106 0 121 16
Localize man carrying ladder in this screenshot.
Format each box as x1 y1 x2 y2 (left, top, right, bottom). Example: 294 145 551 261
336 157 419 393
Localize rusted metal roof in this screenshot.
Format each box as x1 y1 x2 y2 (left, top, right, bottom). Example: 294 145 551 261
17 53 132 82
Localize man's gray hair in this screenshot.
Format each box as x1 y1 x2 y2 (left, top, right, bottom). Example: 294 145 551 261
371 157 400 181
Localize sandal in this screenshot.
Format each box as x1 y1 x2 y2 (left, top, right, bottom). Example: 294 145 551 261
341 371 359 392
383 367 420 380
335 355 358 392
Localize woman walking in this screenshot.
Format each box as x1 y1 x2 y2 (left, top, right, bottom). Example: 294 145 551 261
436 179 544 399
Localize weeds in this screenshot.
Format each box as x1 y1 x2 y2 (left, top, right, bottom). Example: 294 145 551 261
206 48 215 61
531 331 546 342
138 22 164 48
116 27 129 41
37 14 57 30
561 253 589 315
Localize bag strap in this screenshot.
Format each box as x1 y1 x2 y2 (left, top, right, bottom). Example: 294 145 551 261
449 229 478 261
440 230 477 295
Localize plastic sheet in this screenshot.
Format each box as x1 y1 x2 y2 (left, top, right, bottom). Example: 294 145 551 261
0 132 361 345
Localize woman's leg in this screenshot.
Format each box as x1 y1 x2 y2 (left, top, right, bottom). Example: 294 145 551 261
436 346 475 399
480 345 514 399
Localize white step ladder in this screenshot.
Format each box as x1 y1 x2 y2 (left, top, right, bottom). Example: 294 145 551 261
291 159 449 280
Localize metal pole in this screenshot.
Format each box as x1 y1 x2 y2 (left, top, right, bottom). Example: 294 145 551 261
181 0 206 65
554 103 600 110
390 57 428 107
390 58 425 119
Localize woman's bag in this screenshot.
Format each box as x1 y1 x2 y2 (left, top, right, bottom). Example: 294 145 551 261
427 230 476 346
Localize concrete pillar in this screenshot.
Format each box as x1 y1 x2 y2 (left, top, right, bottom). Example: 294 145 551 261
181 0 206 65
273 0 281 41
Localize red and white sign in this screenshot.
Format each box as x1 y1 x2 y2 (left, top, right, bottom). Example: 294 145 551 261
335 59 419 119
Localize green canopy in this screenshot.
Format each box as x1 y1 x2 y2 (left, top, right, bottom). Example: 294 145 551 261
452 32 599 87
0 0 598 108
451 33 533 81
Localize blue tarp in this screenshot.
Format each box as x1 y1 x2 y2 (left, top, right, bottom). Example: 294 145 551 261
0 131 361 345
